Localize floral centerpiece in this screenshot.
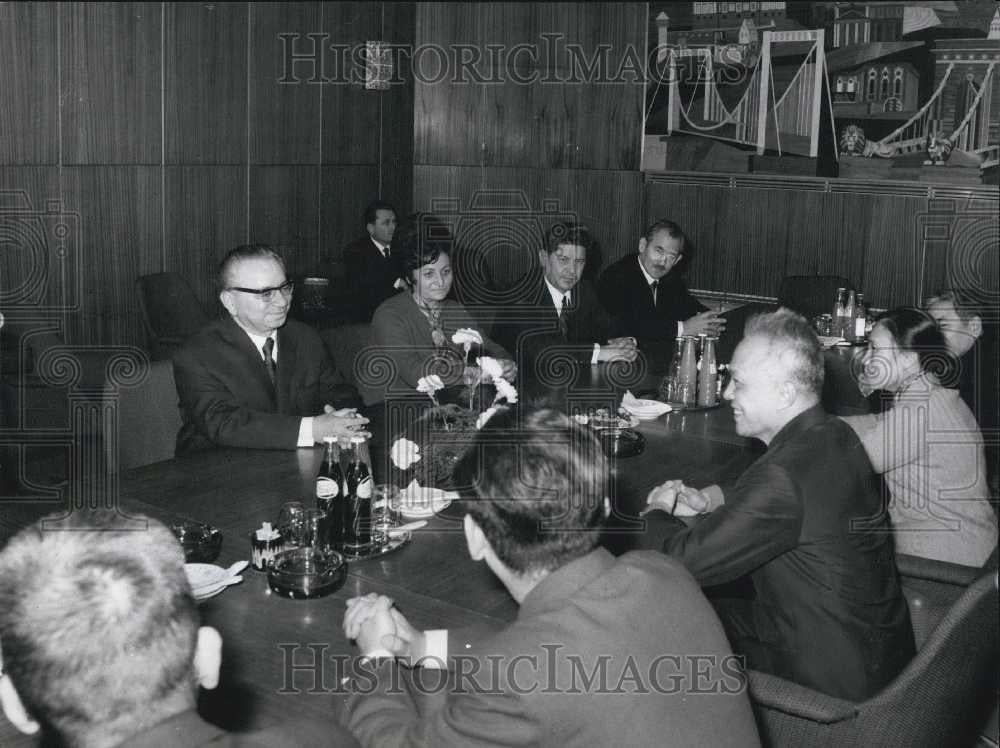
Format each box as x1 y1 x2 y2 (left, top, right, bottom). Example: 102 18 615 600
389 330 518 490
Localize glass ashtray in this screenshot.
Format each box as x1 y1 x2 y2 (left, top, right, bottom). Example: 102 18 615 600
267 547 347 600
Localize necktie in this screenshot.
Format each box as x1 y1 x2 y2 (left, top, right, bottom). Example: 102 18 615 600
650 280 659 307
262 336 277 385
558 294 569 339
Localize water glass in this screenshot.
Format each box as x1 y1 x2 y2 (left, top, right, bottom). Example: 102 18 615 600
278 501 306 548
370 484 401 549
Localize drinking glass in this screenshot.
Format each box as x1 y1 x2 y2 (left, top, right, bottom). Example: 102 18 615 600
302 509 330 549
370 484 401 549
278 501 306 548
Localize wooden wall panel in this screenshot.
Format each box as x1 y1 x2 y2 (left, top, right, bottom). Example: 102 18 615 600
379 2 416 215
644 174 1000 310
60 3 162 165
164 166 247 311
164 2 248 165
0 168 69 314
60 167 162 347
319 2 380 165
248 165 319 277
249 2 321 165
319 165 380 260
0 4 59 165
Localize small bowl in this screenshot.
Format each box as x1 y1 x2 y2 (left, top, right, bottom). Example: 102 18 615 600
171 521 223 564
267 547 347 600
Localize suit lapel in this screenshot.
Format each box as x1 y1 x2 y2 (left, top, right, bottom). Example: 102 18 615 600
222 317 277 408
275 326 296 412
630 259 658 313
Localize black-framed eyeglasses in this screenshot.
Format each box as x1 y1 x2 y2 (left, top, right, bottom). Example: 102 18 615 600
227 280 295 303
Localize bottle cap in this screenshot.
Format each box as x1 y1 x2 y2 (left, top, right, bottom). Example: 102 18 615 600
349 435 367 444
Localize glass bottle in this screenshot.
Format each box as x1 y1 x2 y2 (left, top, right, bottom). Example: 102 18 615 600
343 436 373 552
843 290 856 340
678 336 699 406
833 287 846 337
697 337 718 407
316 438 343 547
853 292 866 341
660 336 686 402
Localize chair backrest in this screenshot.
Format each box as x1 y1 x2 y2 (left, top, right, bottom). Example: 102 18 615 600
136 273 210 360
104 359 182 471
777 275 853 320
857 571 999 746
320 322 375 400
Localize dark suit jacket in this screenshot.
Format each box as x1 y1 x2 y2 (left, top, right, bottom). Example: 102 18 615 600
492 273 613 377
953 324 999 492
123 708 358 747
655 405 914 701
598 255 706 370
344 548 760 747
173 316 360 453
342 235 403 322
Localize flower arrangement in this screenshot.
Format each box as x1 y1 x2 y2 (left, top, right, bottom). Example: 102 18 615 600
392 333 518 488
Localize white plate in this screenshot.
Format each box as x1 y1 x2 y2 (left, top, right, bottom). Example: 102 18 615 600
397 487 454 519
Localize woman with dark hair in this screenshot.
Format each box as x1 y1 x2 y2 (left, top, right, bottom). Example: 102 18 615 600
841 307 997 566
365 217 514 403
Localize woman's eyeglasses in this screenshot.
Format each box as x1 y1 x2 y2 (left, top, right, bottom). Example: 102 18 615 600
227 281 295 303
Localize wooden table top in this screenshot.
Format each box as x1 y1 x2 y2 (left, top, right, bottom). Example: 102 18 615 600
0 378 764 745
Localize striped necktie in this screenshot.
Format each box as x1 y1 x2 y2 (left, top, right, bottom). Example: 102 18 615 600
262 336 277 385
558 293 569 339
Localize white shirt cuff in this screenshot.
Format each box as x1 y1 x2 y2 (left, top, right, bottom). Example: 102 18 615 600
591 344 600 365
677 321 684 336
297 417 315 447
419 629 448 669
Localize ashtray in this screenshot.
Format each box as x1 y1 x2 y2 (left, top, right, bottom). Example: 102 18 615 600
267 547 347 600
171 521 223 563
596 428 645 458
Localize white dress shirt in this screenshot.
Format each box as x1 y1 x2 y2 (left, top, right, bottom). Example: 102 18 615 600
543 278 600 365
241 328 315 447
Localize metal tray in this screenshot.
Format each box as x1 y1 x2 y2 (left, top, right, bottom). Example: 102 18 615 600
636 391 724 413
338 532 412 561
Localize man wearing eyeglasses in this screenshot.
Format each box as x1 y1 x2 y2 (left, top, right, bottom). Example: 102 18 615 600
173 244 368 453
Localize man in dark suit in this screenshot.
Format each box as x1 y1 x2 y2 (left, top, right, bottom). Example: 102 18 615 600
173 245 367 453
927 288 999 495
341 408 760 746
342 200 402 321
599 219 725 371
0 509 358 748
645 309 914 702
493 222 637 381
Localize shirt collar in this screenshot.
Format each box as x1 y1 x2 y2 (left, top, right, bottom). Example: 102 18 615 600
543 277 570 310
518 548 616 620
241 328 277 361
637 255 658 286
371 237 390 256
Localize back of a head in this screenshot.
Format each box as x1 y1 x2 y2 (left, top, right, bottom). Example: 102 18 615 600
743 308 824 399
217 243 284 290
877 306 951 378
0 511 199 746
453 408 607 575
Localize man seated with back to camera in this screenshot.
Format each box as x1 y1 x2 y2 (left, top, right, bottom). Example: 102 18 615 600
643 309 914 702
339 407 760 747
0 509 358 747
492 223 638 384
173 244 369 454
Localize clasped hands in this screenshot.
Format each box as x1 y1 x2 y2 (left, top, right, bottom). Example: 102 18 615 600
644 479 712 517
599 336 639 363
312 405 371 442
684 311 726 338
343 593 425 664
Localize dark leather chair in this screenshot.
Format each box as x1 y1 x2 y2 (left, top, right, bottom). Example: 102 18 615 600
320 322 377 403
103 358 182 471
748 565 999 747
777 275 853 320
136 273 210 360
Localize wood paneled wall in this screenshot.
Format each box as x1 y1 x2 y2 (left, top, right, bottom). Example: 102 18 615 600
645 173 1000 311
411 2 647 288
0 2 414 347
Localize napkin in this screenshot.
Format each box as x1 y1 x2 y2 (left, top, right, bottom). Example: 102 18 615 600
621 390 672 419
398 479 459 517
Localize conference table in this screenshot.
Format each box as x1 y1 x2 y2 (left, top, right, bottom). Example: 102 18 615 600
0 364 768 746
